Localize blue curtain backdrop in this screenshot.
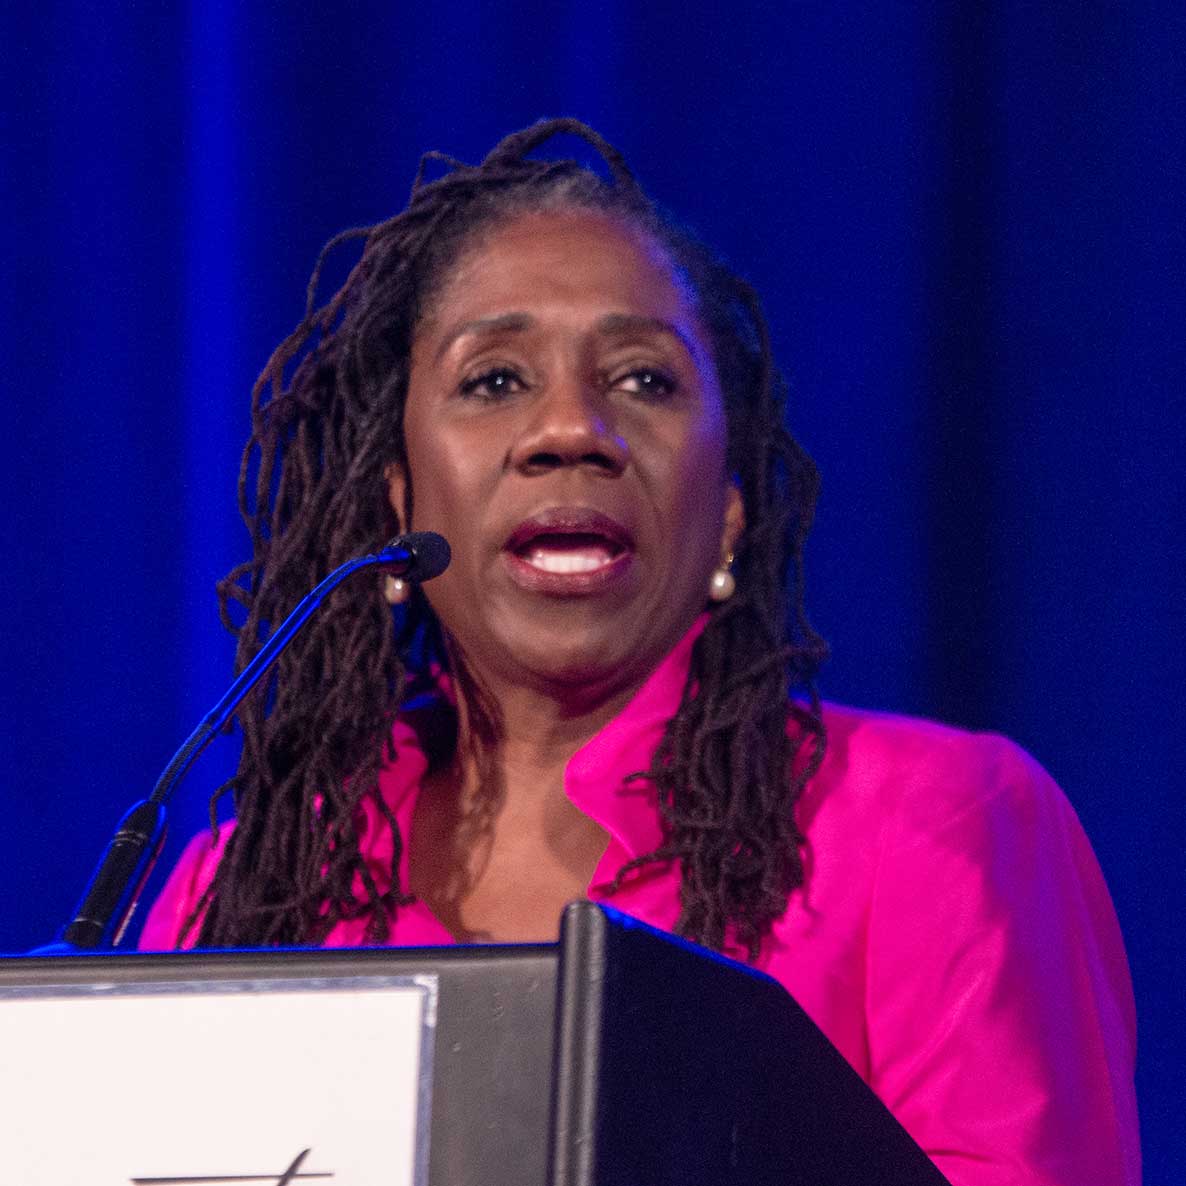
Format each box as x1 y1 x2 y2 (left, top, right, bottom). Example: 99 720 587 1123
2 3 1181 1175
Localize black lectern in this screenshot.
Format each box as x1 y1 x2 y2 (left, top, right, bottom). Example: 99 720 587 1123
3 902 948 1185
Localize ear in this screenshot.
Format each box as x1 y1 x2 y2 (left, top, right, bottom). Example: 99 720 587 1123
720 480 745 560
384 461 409 531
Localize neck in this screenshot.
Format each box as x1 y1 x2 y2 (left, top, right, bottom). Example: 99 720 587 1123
407 651 636 940
446 663 640 812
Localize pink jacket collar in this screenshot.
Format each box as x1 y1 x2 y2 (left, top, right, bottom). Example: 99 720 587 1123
370 615 709 892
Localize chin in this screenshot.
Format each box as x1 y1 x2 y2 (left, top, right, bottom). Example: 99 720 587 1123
515 625 636 688
506 599 694 695
441 585 697 702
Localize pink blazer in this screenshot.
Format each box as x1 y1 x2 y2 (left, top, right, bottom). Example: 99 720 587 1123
143 623 1139 1185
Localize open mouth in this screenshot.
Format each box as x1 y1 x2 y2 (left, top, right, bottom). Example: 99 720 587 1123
503 511 635 592
515 531 625 574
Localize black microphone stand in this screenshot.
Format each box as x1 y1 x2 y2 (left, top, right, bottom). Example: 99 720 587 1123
36 533 449 953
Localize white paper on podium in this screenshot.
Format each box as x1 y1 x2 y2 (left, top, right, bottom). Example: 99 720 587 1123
0 973 435 1186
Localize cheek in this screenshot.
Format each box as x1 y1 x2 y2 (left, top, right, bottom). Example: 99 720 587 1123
406 445 458 526
670 399 729 496
403 414 473 527
401 426 477 629
644 407 729 571
401 416 506 616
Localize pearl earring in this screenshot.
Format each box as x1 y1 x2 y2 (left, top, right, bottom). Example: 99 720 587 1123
383 575 410 605
708 553 736 602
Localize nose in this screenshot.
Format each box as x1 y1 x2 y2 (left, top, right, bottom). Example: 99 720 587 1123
509 373 629 476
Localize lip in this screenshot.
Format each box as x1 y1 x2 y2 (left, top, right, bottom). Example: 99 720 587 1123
502 508 636 597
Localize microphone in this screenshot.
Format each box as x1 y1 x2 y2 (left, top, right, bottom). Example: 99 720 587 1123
384 530 450 583
36 531 450 953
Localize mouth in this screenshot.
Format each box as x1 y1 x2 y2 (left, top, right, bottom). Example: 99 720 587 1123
503 510 635 595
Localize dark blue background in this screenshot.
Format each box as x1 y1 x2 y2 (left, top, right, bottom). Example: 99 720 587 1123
2 5 1181 1177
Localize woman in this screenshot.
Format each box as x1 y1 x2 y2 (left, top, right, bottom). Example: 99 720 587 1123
142 120 1138 1183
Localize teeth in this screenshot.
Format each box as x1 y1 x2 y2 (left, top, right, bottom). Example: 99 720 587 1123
525 547 613 574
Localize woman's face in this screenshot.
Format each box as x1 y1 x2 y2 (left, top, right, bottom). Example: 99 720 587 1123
389 208 743 704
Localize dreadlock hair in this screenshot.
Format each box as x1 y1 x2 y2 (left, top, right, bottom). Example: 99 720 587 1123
189 118 827 958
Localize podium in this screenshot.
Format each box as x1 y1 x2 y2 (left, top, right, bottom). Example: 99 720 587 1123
1 902 948 1185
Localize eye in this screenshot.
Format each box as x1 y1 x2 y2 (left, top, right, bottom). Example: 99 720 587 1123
612 367 677 400
459 366 526 401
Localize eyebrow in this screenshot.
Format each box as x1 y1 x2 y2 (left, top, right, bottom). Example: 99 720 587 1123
434 313 534 362
433 311 698 363
595 313 698 359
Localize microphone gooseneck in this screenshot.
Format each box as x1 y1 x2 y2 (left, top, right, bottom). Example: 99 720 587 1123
47 531 450 952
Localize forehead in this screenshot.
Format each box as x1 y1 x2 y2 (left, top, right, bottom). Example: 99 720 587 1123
419 208 700 333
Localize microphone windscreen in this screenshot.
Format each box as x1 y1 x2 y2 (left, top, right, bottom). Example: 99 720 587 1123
403 531 451 582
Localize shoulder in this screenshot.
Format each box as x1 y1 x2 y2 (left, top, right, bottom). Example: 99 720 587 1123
808 702 1136 1056
785 701 1094 946
816 700 1043 785
138 824 234 951
807 701 1066 840
793 701 1103 919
